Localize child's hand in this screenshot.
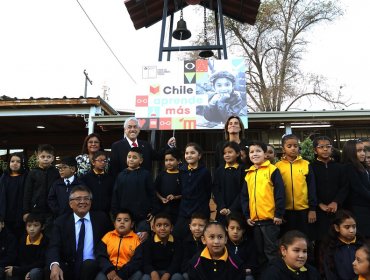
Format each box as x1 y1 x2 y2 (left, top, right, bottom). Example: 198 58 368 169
167 137 176 148
308 210 317 223
107 270 122 280
220 208 230 215
247 219 255 226
160 272 171 280
327 202 338 213
166 194 175 201
137 231 149 243
150 271 160 280
161 197 169 204
25 272 31 280
4 266 13 277
319 203 328 212
273 217 282 225
23 213 30 222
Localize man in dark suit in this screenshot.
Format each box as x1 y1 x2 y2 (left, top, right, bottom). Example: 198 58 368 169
46 185 112 280
110 117 176 177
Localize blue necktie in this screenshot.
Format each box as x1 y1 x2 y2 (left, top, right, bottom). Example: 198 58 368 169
75 218 85 278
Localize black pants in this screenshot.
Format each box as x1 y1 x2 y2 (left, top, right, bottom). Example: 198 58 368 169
45 260 99 280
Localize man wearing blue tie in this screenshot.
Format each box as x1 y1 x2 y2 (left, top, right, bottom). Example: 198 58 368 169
46 185 112 280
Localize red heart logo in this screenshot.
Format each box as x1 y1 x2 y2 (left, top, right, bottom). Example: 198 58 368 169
138 118 146 128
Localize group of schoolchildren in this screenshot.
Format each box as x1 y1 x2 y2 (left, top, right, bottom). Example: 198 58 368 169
1 133 370 280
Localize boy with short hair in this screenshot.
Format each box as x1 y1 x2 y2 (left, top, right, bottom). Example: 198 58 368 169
203 70 247 123
241 141 285 267
142 213 183 280
96 209 142 280
0 216 17 280
111 147 158 242
6 213 48 280
23 144 59 226
48 156 82 217
181 213 207 276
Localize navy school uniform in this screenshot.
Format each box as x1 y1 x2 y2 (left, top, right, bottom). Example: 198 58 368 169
174 164 212 239
226 237 258 276
111 168 158 226
80 170 114 215
321 237 362 280
142 234 182 277
345 163 370 237
311 159 348 240
212 163 245 223
12 233 48 279
154 170 182 224
181 234 205 273
47 176 82 217
0 227 17 268
187 247 246 280
261 257 320 280
0 171 27 239
23 166 60 215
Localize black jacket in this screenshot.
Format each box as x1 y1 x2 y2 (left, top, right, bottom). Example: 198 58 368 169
0 171 27 225
213 164 245 213
261 258 320 280
23 166 60 214
80 171 114 214
178 164 212 219
46 211 112 268
13 234 48 278
47 177 82 217
111 168 157 221
311 159 348 206
110 138 165 177
0 227 17 266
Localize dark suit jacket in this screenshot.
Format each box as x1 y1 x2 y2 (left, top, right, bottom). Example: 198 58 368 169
46 211 112 268
110 138 164 176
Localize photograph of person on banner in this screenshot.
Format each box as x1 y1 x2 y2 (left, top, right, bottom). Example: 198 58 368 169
202 70 247 123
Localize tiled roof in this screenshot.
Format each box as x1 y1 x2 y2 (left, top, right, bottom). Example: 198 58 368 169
124 0 261 30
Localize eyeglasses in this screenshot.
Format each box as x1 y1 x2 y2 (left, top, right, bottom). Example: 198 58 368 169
70 196 91 202
87 141 100 144
316 145 333 149
94 159 107 163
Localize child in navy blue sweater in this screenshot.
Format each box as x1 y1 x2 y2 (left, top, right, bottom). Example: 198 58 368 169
111 147 157 242
174 143 212 240
155 148 182 225
81 151 114 216
213 141 245 224
226 213 257 279
47 156 81 217
0 152 27 240
320 210 363 280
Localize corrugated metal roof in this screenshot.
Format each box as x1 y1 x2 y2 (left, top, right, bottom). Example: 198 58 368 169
124 0 261 30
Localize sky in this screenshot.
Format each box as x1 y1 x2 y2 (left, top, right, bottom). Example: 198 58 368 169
0 0 369 112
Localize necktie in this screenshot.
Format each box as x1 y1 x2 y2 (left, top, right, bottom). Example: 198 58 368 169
132 142 138 147
75 218 85 278
66 179 71 192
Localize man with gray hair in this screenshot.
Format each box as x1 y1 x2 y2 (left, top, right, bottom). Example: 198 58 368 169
110 117 176 177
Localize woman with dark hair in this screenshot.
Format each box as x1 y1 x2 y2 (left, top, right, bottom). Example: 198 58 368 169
214 115 249 169
0 152 28 239
342 139 370 238
76 133 108 177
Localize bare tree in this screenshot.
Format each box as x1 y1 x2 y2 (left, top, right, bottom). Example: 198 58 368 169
222 0 348 111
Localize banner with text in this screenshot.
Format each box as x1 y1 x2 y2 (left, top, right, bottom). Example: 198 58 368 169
135 58 248 130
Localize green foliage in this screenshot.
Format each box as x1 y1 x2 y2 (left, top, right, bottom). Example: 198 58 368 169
28 153 38 169
300 137 315 162
0 158 7 172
